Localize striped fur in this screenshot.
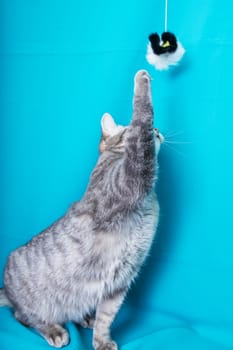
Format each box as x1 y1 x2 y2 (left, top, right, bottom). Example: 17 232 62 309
2 70 161 350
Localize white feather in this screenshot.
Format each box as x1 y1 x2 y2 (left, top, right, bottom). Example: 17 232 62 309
146 41 185 71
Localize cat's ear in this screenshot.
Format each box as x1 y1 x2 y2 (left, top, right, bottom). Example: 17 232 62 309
101 113 118 137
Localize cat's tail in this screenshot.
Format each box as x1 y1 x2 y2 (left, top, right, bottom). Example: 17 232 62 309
0 288 12 307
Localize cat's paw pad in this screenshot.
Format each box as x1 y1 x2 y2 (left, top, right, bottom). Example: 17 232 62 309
134 70 151 96
46 326 69 348
96 341 118 350
134 70 151 84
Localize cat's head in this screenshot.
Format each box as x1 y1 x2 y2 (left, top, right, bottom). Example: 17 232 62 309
99 113 164 155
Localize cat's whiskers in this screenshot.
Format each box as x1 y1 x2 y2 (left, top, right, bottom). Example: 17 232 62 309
164 140 192 144
162 130 192 158
162 142 187 158
163 130 184 138
163 129 192 146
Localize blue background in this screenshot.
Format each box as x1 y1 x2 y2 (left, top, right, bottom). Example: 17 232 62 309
1 0 233 349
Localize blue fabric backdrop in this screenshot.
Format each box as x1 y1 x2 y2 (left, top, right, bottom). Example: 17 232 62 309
1 0 233 349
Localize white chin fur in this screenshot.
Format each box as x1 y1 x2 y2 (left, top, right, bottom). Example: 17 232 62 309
146 41 185 71
155 138 161 155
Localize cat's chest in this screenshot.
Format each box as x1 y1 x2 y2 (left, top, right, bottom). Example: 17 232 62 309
96 193 159 285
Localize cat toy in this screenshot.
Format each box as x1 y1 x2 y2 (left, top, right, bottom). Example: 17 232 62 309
146 0 185 70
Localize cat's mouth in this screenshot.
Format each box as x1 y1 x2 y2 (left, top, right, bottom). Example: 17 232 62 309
154 128 164 144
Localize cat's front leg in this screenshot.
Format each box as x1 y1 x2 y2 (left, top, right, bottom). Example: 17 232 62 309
134 69 152 101
93 290 126 350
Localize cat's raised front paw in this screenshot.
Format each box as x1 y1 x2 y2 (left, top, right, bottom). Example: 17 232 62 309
134 69 151 82
134 70 151 97
96 341 118 350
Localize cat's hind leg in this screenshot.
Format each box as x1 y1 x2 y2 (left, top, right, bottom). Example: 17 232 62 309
14 310 69 348
36 324 69 348
14 310 30 327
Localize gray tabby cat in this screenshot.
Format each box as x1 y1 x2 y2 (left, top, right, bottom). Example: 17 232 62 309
0 70 163 350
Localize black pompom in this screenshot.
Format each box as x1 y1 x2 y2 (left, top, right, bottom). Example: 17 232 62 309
146 31 185 70
148 33 161 55
148 32 178 55
161 32 177 53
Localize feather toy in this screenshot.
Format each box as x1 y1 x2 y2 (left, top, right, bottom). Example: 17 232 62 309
146 32 185 71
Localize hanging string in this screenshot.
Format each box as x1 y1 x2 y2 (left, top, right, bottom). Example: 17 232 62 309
146 0 185 70
164 0 168 32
